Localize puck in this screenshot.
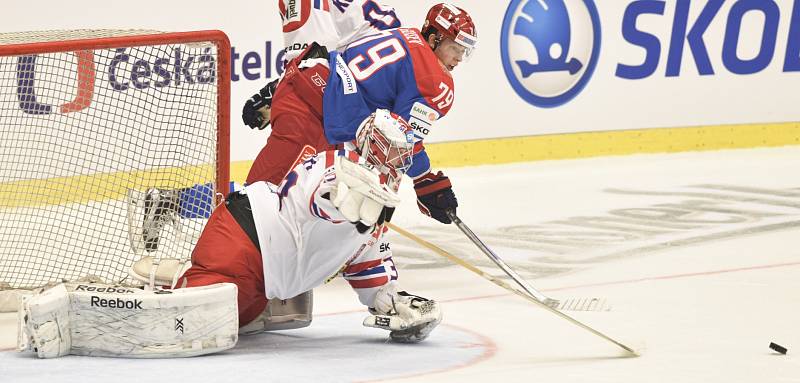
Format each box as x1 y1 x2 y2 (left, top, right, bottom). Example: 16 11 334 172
769 342 788 355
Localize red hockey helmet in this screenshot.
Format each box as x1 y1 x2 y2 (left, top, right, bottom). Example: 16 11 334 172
355 109 415 190
421 3 478 58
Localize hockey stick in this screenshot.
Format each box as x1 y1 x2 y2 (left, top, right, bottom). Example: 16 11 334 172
444 211 610 311
390 221 607 312
386 220 637 356
444 210 559 307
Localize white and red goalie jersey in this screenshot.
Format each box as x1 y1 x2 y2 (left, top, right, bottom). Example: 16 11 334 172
245 149 397 306
279 0 402 60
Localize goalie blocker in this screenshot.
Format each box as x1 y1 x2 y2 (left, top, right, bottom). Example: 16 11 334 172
18 282 238 358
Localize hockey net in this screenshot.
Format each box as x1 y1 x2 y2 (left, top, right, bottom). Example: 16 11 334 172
0 30 230 304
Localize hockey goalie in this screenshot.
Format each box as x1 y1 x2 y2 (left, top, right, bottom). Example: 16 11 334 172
17 110 442 358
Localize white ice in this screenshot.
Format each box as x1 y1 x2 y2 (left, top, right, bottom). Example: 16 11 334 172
1 146 799 382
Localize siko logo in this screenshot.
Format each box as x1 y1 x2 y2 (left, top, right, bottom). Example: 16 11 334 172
500 0 602 108
16 51 95 115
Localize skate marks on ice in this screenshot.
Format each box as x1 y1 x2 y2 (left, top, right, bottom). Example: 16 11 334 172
392 184 800 279
1 312 493 383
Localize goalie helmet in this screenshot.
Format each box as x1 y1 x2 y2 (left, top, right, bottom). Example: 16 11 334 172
355 109 415 190
421 3 478 59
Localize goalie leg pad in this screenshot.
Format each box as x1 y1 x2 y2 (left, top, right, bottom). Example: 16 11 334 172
239 290 313 335
18 282 239 358
18 283 71 358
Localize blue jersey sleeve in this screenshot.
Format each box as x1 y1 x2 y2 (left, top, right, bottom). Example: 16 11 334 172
322 52 372 144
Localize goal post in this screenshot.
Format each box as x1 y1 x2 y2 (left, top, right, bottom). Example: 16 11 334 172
0 30 231 292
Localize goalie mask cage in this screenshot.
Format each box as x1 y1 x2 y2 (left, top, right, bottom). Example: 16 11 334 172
0 30 230 290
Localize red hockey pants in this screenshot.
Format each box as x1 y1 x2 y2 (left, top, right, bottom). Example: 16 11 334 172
181 203 266 326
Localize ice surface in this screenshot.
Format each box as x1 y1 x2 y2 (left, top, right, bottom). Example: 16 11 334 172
2 147 799 382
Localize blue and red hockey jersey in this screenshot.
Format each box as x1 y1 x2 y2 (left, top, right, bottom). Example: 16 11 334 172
322 27 455 178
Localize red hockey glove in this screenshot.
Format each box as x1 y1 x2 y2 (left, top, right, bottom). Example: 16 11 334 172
413 171 458 224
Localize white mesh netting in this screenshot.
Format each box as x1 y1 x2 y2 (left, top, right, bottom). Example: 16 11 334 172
0 30 228 289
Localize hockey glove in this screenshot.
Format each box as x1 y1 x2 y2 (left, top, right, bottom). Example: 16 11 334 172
354 206 394 234
363 283 442 343
330 155 401 228
413 171 458 224
242 78 279 129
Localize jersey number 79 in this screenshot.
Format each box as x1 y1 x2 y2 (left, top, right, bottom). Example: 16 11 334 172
348 37 406 80
346 31 454 111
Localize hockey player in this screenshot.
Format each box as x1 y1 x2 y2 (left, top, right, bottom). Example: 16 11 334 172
18 110 442 359
280 0 401 61
244 3 477 226
242 0 401 130
131 2 415 336
136 2 403 254
177 109 441 340
132 4 474 343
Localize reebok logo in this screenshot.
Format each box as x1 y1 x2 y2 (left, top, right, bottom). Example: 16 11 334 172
75 285 136 294
90 296 144 309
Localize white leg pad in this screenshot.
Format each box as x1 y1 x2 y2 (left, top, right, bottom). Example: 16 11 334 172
18 283 71 358
0 286 33 313
18 282 239 358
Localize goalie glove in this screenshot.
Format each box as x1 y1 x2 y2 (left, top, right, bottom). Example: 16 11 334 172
413 171 458 224
363 283 442 343
242 78 279 129
330 155 400 230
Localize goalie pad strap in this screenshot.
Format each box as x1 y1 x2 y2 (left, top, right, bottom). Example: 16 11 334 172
129 256 191 288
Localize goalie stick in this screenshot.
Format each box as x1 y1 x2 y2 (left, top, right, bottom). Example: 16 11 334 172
387 217 637 356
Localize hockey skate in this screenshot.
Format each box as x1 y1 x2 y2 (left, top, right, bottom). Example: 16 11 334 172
141 188 179 252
